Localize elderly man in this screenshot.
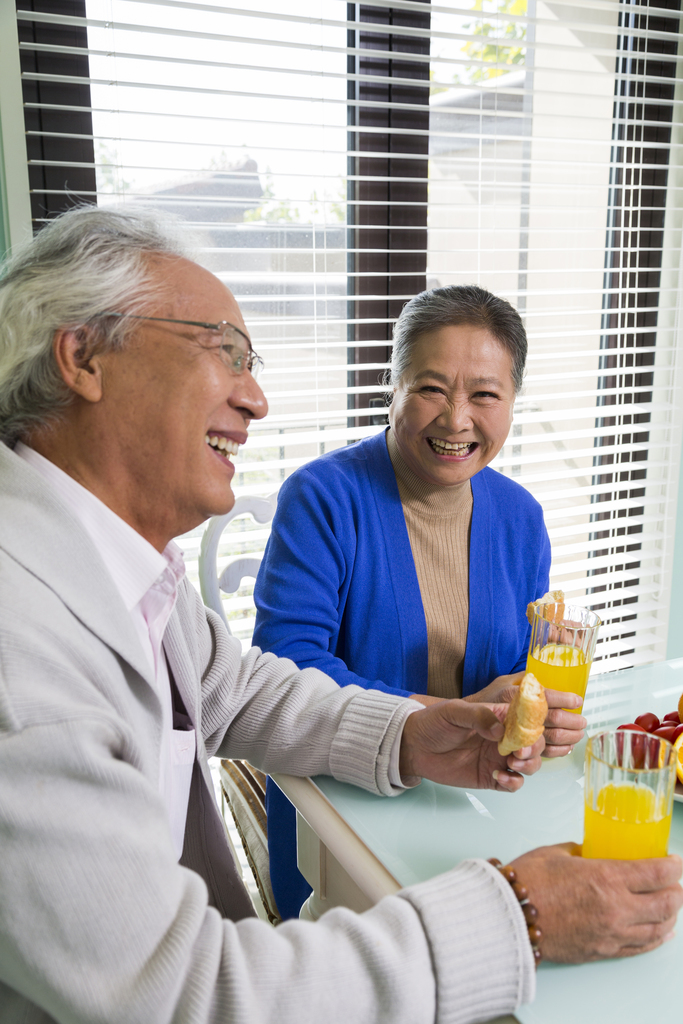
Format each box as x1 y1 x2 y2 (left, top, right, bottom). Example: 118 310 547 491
0 207 680 1024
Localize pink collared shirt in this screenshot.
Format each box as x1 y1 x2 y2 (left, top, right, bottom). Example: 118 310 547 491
16 443 196 859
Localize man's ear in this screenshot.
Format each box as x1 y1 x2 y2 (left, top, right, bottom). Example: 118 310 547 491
52 328 105 403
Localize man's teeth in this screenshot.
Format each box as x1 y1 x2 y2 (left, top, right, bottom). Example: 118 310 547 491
205 435 239 457
429 438 474 455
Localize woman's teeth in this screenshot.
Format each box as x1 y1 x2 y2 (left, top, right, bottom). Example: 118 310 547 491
206 435 239 457
428 438 474 455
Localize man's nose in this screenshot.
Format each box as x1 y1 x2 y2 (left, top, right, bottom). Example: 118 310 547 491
230 372 268 421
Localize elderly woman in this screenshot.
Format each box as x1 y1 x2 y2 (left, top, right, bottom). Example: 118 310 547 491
253 285 585 919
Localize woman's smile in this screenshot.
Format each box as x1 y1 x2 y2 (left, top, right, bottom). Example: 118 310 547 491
426 437 479 459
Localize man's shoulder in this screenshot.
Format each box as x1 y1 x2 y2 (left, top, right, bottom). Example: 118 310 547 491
0 544 56 618
173 576 242 665
0 547 129 732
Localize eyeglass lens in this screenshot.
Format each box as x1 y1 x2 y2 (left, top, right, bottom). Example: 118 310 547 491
221 325 262 379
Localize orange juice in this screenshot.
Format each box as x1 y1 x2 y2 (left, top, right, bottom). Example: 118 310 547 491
583 782 672 859
526 643 589 711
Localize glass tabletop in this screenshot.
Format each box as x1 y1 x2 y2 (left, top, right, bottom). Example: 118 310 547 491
312 659 683 1024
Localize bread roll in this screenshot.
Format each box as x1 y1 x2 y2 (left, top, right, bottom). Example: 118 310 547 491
526 589 565 626
498 672 548 756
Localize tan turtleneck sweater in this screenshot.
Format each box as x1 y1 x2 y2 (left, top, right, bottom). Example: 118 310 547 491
387 430 473 699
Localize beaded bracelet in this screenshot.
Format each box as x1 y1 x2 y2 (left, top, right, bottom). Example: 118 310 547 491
487 858 542 967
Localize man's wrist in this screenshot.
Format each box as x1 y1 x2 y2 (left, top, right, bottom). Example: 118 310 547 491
397 706 422 784
386 702 422 789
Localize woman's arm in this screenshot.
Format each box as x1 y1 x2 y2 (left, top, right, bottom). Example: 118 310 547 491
253 469 415 698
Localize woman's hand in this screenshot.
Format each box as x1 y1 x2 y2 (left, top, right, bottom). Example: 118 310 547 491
399 698 545 791
464 673 587 758
508 844 683 962
539 689 586 757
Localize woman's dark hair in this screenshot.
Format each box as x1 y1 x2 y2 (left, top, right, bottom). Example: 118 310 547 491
389 284 527 393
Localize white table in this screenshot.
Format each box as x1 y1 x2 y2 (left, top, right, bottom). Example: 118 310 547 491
272 658 683 1024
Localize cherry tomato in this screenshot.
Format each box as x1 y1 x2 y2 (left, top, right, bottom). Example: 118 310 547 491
663 711 681 724
634 712 660 733
653 726 678 743
672 724 683 743
616 728 646 768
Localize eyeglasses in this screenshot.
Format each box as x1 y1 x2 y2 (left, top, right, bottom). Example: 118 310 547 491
93 312 264 379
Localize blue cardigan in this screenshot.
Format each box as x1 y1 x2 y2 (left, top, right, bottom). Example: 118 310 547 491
253 430 551 917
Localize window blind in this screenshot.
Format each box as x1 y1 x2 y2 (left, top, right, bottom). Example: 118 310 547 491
13 0 683 665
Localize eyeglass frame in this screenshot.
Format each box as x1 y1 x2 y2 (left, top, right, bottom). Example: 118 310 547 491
92 312 264 378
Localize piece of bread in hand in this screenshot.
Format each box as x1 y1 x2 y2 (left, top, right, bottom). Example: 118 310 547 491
526 589 565 625
498 672 548 756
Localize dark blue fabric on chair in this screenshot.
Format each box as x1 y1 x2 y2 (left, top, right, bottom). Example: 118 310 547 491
265 778 311 920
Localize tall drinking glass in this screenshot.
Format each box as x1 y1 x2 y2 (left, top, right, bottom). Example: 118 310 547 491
526 603 601 712
582 729 676 859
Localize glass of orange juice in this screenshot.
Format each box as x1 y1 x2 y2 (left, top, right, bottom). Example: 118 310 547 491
526 603 601 711
582 729 677 859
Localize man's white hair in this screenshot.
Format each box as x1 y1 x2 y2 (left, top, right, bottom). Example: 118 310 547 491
0 205 191 446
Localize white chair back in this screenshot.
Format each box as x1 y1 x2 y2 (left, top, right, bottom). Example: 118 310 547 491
198 494 277 633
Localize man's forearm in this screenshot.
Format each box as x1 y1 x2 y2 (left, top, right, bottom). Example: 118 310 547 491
213 640 416 796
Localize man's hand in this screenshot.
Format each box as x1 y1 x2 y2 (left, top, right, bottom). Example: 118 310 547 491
464 672 587 759
399 698 545 791
509 844 683 962
408 693 445 708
